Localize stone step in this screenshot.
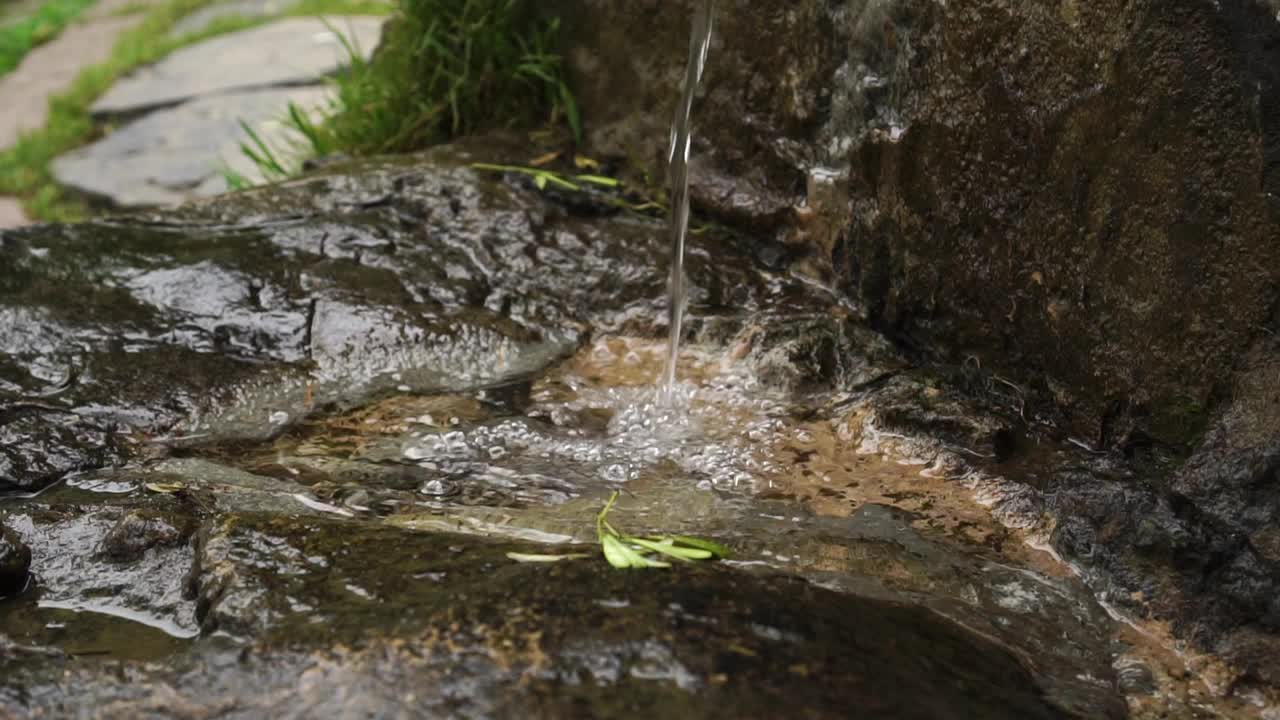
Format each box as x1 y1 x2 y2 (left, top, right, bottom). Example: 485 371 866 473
90 16 383 118
52 84 334 207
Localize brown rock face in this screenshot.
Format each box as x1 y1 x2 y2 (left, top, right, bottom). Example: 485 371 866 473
545 0 837 226
547 0 1280 685
553 0 1280 450
841 0 1280 451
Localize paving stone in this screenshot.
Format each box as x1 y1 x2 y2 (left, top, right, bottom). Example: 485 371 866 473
0 197 29 230
90 16 383 117
0 1 153 149
165 0 286 39
52 85 333 207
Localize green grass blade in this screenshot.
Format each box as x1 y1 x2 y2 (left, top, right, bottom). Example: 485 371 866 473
238 119 287 177
575 174 620 188
627 537 713 561
665 535 732 558
0 0 97 78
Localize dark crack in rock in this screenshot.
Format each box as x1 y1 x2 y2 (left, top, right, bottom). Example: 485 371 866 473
0 522 30 596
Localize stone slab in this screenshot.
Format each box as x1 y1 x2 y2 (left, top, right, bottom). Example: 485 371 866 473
53 85 333 207
166 0 286 39
90 16 383 118
0 7 145 148
0 197 28 230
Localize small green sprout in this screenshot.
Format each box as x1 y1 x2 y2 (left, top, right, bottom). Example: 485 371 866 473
595 491 730 570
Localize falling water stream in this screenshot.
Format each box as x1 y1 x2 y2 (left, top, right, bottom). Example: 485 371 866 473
4 2 1275 715
662 0 716 398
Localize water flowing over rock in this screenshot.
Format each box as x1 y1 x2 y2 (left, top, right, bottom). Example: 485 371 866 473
550 0 1280 447
547 0 1280 691
0 141 1157 717
3 143 696 492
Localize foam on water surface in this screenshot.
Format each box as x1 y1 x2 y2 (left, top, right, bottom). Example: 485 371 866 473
401 337 792 495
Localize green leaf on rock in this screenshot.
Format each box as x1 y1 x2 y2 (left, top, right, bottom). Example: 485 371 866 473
663 535 732 559
594 491 729 570
601 534 636 569
627 537 713 561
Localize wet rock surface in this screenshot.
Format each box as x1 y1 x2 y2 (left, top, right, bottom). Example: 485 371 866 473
3 143 736 491
550 0 1280 449
0 146 1159 717
0 474 1109 718
0 523 29 596
3 142 1277 716
5 522 1072 720
547 0 1280 699
1047 344 1280 684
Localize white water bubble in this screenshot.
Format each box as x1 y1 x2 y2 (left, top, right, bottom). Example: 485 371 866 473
602 463 630 483
420 479 449 496
403 445 432 461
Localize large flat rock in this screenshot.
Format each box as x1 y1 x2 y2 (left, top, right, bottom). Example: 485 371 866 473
89 16 383 117
53 85 332 207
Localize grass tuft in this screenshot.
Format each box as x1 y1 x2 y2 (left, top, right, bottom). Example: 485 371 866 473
280 0 578 164
0 0 98 78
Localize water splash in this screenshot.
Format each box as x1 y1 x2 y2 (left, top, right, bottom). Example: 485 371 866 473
662 0 716 399
397 338 788 495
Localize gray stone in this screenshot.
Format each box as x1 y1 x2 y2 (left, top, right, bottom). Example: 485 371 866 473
0 10 145 148
167 0 393 38
166 0 287 39
53 85 333 207
0 198 26 230
90 17 383 117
